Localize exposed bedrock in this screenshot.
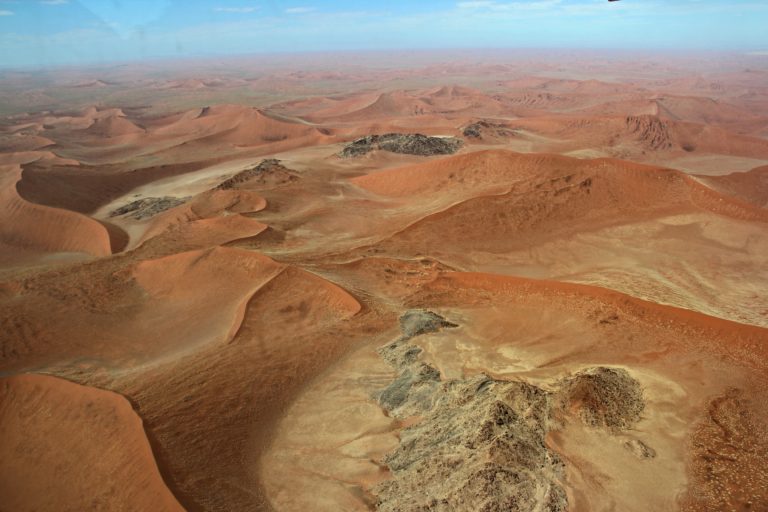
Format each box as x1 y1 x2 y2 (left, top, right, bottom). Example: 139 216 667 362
462 120 516 140
339 133 462 158
109 196 189 220
374 310 647 512
215 158 299 190
558 366 645 432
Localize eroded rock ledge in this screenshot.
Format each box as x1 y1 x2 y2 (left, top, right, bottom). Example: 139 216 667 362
109 196 189 220
374 310 646 512
339 134 462 158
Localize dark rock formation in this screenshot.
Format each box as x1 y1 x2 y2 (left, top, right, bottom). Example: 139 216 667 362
339 134 462 158
462 121 516 140
625 115 673 150
109 196 189 220
377 374 568 512
373 310 648 512
559 366 645 431
399 309 458 339
624 439 657 459
374 310 567 512
216 159 298 190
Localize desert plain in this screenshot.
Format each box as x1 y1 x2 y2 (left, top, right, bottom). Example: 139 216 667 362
0 50 767 511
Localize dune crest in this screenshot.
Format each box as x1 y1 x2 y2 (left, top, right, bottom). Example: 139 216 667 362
0 165 112 260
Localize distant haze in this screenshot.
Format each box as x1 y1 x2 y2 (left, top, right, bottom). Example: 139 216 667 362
0 0 767 68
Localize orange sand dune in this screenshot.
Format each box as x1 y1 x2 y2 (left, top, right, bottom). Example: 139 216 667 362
114 105 336 165
138 188 269 251
653 94 760 126
418 271 768 351
317 90 436 122
16 104 334 168
37 109 99 130
352 149 586 198
140 214 269 255
0 150 79 166
33 106 127 132
420 85 509 115
0 247 284 371
151 104 324 146
364 153 767 255
0 373 184 512
349 151 767 328
0 133 55 152
280 91 383 119
313 87 508 122
507 114 768 159
698 164 768 207
353 149 768 222
84 112 146 138
570 97 659 118
106 262 367 512
0 165 112 261
16 159 216 214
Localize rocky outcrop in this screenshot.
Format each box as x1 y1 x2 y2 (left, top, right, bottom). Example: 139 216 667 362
376 310 456 417
625 115 673 150
374 310 647 512
339 134 462 158
462 121 516 140
559 366 644 431
215 159 298 190
109 196 189 220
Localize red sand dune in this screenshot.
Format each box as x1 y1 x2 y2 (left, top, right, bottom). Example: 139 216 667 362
418 270 768 351
139 188 269 251
0 133 55 152
0 150 79 166
505 114 768 158
0 164 112 260
352 149 582 198
0 373 184 512
0 247 287 371
697 164 768 207
150 105 325 147
102 262 365 511
355 150 768 264
16 159 215 214
141 214 269 254
311 87 508 122
84 112 145 138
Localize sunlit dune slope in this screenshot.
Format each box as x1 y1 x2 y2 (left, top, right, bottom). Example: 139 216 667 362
0 373 184 512
0 247 284 371
0 164 113 260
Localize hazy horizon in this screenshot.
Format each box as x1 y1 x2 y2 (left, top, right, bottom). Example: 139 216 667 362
1 0 767 69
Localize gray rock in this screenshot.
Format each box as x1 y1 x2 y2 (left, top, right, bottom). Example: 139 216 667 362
339 133 462 158
399 309 458 339
373 309 646 512
109 196 189 220
216 158 298 190
378 363 441 413
558 366 645 431
376 375 567 512
624 439 657 459
462 121 516 140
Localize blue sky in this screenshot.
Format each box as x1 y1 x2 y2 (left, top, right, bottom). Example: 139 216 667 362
0 0 767 68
